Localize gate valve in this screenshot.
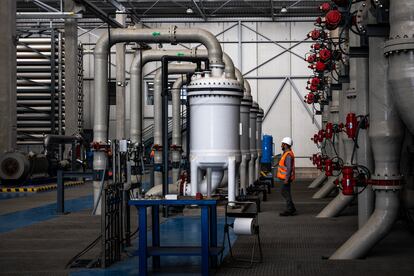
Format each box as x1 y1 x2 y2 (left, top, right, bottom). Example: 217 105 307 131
325 122 333 139
310 77 321 87
317 129 325 143
306 54 317 63
345 113 357 139
315 61 326 72
341 166 356 195
325 10 342 30
320 2 332 13
308 29 322 40
325 158 333 176
319 48 332 61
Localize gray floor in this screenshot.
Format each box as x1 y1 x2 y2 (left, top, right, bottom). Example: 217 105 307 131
217 181 414 276
0 180 413 275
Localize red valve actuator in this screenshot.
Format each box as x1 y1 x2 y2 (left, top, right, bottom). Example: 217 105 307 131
319 48 331 61
306 92 315 104
341 166 356 195
307 54 317 63
320 2 331 13
325 159 333 176
346 113 357 139
315 61 326 72
309 29 322 40
325 10 342 30
317 129 325 143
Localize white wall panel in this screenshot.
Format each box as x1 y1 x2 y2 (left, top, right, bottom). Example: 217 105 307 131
81 21 319 166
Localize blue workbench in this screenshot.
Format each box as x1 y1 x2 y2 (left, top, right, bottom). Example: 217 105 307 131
129 198 222 276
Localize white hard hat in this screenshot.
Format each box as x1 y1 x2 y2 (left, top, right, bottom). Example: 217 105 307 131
281 137 293 146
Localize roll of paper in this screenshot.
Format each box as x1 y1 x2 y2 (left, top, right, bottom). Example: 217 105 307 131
233 217 256 235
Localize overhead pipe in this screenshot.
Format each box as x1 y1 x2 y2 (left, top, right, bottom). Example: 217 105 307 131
153 64 198 187
93 26 225 214
330 36 404 259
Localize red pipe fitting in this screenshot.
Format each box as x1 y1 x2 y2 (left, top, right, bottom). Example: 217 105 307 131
341 166 356 195
309 29 322 40
305 92 315 104
325 159 333 176
325 122 333 139
306 54 317 63
320 2 331 13
311 43 322 50
345 113 357 139
319 48 331 61
315 61 326 72
325 10 342 30
317 129 325 143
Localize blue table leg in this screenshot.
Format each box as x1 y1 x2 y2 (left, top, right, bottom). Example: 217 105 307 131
139 206 148 276
152 205 160 268
210 205 218 267
201 206 210 276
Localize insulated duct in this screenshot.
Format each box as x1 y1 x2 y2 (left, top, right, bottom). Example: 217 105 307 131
93 26 225 214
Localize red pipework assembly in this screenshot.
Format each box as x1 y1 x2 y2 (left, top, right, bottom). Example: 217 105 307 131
325 122 333 139
317 129 325 143
311 43 322 50
341 166 356 195
320 2 331 13
312 133 319 144
325 159 333 176
345 113 358 139
309 29 322 40
319 48 331 61
306 54 317 63
305 92 315 104
325 10 342 30
315 61 326 72
311 77 321 86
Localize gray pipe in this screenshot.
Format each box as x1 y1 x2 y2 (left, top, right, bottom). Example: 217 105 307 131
330 189 400 259
93 26 225 214
171 75 187 183
317 193 354 218
330 36 404 260
312 176 337 199
153 64 197 186
308 174 327 189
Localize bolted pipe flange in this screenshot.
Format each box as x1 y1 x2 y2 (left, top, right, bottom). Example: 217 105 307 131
168 25 177 45
369 178 403 191
384 37 414 55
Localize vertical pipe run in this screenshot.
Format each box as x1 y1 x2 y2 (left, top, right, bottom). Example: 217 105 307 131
115 12 126 139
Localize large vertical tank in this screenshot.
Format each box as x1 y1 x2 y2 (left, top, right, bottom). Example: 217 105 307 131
186 72 243 202
249 101 259 185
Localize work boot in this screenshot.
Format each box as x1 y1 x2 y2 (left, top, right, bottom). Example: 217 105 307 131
279 210 297 216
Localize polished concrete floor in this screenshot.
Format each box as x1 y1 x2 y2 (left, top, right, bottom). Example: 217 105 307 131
0 180 413 275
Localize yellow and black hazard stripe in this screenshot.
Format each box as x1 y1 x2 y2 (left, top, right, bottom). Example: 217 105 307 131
0 181 85 193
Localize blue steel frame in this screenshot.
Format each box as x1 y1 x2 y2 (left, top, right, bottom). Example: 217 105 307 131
129 199 219 276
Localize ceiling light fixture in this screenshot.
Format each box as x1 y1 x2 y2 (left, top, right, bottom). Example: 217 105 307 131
186 7 194 14
281 6 288 13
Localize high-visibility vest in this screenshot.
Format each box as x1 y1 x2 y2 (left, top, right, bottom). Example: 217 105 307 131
277 150 295 181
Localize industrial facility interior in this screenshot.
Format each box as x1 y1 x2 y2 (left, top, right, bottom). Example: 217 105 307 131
1 0 414 275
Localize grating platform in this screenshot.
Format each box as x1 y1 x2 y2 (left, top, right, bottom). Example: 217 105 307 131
0 181 85 193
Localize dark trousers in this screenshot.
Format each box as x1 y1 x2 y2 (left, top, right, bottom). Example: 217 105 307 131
281 181 296 212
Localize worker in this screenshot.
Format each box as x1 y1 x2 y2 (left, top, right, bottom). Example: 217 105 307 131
277 137 297 216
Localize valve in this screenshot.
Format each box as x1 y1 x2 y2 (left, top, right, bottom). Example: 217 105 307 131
315 61 326 72
325 158 333 176
319 48 331 61
312 133 319 144
305 92 320 104
308 29 322 40
345 113 357 139
325 10 342 30
306 54 317 63
325 122 333 139
317 129 325 143
320 2 332 13
341 166 356 195
311 43 322 50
